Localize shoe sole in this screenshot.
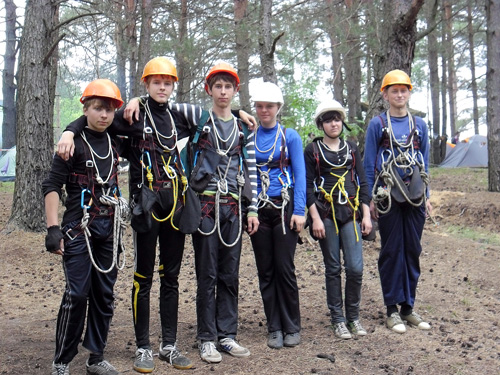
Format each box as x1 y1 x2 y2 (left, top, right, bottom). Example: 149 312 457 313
201 356 222 363
133 365 155 373
158 354 194 370
221 351 251 358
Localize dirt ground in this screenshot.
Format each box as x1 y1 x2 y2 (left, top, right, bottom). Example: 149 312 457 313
1 167 500 375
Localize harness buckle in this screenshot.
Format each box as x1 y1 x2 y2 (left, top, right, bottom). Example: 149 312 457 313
144 127 153 134
98 208 109 216
86 160 94 168
162 181 172 188
202 125 211 133
65 228 76 241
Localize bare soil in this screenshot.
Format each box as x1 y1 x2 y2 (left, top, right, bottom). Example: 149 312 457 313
1 168 500 375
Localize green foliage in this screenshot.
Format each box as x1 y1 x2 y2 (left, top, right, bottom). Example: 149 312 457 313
54 96 82 134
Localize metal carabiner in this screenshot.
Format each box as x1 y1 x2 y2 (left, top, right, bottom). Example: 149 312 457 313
81 188 92 209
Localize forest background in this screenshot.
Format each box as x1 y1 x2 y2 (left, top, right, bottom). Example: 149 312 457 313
0 0 499 232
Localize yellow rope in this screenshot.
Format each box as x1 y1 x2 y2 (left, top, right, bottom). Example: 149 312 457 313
317 169 360 242
151 155 179 230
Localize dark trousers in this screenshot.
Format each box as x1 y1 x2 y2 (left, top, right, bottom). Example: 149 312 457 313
192 197 242 342
378 202 425 307
132 206 186 348
250 207 301 334
54 218 117 364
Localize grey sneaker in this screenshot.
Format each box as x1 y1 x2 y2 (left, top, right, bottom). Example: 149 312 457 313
333 322 352 339
133 348 154 373
52 362 70 375
386 312 406 333
400 312 431 330
267 330 283 349
218 338 250 357
86 360 118 375
199 341 222 363
283 332 301 347
159 343 193 369
348 320 367 336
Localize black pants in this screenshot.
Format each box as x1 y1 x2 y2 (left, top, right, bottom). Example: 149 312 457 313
132 202 186 348
54 217 117 364
192 196 242 342
251 207 301 334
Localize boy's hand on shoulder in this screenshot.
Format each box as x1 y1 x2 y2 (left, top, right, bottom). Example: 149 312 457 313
123 98 141 125
239 110 258 131
57 131 75 161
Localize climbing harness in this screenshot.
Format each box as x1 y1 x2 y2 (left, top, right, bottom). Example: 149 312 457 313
312 139 361 242
255 125 291 234
371 112 430 215
195 113 247 247
76 133 129 274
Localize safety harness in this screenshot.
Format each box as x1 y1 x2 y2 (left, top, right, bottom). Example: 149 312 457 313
312 139 361 242
255 125 291 235
189 109 249 247
68 132 129 274
133 101 189 230
371 112 430 215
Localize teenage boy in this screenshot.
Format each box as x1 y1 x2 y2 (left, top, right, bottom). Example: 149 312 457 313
57 58 257 373
188 62 259 364
43 79 125 375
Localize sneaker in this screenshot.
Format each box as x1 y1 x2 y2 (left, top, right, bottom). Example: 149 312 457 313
199 341 222 363
52 362 70 375
133 348 154 373
386 312 406 333
348 320 367 336
333 322 352 339
218 338 251 358
401 312 431 330
86 360 118 375
283 332 301 347
267 330 283 349
159 343 193 370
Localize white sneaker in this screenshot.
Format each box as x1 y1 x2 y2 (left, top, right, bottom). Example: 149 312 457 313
51 362 70 375
133 348 154 373
333 322 352 339
386 312 406 334
218 338 250 357
199 341 222 363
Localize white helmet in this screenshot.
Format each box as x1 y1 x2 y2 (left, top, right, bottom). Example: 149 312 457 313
251 82 284 105
314 99 346 126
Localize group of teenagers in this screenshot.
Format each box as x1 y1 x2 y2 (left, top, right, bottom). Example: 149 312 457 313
43 58 432 375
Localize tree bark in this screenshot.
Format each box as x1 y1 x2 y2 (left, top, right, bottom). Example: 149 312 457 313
440 2 448 140
2 0 18 150
125 0 138 99
467 0 480 135
444 0 457 137
8 0 60 231
234 0 251 112
366 0 425 124
175 0 190 103
115 0 128 102
134 0 152 97
259 0 279 83
486 0 500 191
326 0 345 103
427 0 441 164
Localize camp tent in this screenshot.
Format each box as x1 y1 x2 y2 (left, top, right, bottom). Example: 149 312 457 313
439 135 487 168
0 146 16 181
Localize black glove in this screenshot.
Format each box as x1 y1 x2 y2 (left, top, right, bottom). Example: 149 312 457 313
45 225 64 252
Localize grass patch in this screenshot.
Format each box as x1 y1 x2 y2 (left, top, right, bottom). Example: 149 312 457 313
430 167 488 189
443 224 500 246
0 181 15 194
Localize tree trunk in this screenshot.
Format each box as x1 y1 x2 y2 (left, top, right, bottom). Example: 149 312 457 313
135 0 152 97
366 0 425 124
467 0 480 135
234 0 251 112
444 0 457 137
2 0 18 150
8 0 60 232
326 0 344 103
486 0 500 191
440 3 448 141
115 0 128 102
427 0 442 164
175 0 190 103
259 0 279 83
125 0 138 99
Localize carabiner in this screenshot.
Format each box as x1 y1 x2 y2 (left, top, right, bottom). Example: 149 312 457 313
81 189 92 209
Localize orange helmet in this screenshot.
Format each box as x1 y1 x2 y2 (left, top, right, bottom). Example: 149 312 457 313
80 79 124 108
380 69 413 92
141 57 178 82
204 62 240 93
